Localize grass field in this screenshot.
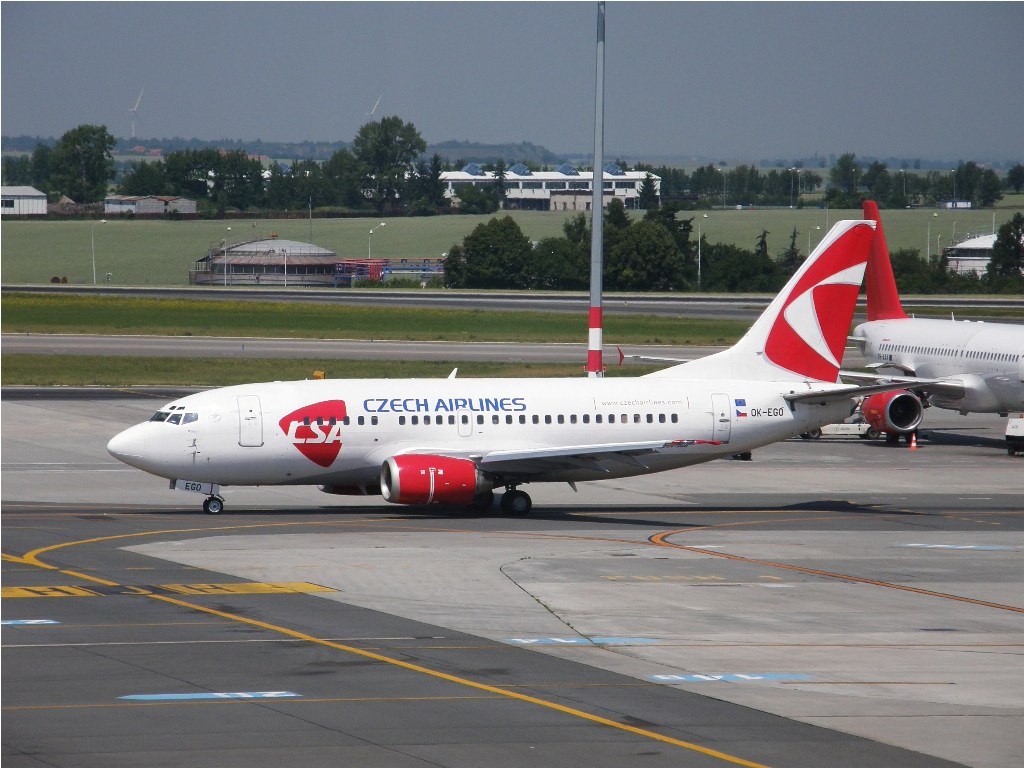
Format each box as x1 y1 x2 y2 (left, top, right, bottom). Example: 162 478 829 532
0 294 747 345
0 354 659 386
3 199 1021 286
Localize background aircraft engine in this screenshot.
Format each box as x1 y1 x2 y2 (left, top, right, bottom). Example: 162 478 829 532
380 455 491 505
861 390 923 435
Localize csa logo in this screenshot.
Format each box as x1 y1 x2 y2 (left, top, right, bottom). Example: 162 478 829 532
764 223 871 381
279 400 347 467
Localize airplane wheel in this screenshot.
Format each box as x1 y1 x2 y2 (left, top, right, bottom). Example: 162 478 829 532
203 496 224 515
501 490 532 516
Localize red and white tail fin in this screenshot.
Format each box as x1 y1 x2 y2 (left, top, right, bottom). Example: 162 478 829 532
648 219 875 383
862 200 908 321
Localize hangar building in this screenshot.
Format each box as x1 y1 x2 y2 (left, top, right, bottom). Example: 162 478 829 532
1 186 48 216
190 237 339 286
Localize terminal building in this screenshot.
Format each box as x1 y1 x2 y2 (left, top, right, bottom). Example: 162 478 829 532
440 163 660 211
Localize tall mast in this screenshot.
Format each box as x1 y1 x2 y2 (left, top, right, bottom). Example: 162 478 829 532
586 1 606 377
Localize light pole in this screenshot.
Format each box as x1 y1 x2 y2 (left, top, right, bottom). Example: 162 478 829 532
717 168 726 209
368 221 386 259
807 225 821 256
697 213 708 291
788 167 796 208
926 212 937 261
91 219 107 285
222 226 232 286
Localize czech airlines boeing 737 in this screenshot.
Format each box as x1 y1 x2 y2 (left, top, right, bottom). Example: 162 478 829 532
847 201 1024 441
108 218 896 515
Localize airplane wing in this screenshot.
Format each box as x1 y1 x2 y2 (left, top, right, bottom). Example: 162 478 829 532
783 379 941 405
838 370 966 401
397 439 724 477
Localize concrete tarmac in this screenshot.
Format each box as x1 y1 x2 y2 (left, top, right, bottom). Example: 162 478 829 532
2 392 1022 768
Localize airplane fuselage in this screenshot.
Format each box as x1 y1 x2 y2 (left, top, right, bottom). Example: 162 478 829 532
854 318 1024 413
109 376 853 491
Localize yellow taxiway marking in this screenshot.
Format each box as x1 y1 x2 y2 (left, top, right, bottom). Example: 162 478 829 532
2 582 336 599
7 524 776 768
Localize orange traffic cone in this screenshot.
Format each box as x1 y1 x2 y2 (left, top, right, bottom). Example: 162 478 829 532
909 432 918 450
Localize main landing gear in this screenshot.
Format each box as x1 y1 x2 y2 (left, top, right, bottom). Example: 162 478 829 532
500 487 532 516
202 495 225 515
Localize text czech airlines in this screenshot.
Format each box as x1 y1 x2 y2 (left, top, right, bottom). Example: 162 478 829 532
362 396 528 414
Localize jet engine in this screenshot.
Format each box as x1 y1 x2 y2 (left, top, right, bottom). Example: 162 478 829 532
861 390 923 436
380 455 491 505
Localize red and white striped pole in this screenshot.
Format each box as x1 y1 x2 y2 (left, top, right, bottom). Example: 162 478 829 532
586 1 606 378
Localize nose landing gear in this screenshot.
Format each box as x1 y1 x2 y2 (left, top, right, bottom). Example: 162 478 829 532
202 495 225 515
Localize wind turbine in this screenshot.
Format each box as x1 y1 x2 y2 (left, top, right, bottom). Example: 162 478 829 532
365 93 383 119
129 89 144 139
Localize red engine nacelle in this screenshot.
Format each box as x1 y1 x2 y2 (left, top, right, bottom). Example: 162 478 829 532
380 455 491 505
861 390 923 435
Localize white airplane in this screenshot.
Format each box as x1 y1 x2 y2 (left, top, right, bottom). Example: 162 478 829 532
109 218 895 515
847 201 1024 442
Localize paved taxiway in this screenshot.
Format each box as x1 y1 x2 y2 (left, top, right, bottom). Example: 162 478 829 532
3 391 1022 768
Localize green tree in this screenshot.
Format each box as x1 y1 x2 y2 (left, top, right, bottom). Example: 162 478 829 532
527 237 588 289
638 172 659 209
322 149 368 209
352 116 426 212
605 220 686 291
48 124 116 202
986 212 1024 286
163 148 221 200
779 227 802 276
443 215 532 288
1007 164 1024 194
117 160 168 196
2 154 31 185
977 169 1003 207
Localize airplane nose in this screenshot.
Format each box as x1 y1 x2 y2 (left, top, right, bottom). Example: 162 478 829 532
107 426 146 462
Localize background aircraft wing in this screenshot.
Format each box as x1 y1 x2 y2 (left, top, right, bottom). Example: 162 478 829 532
838 371 965 401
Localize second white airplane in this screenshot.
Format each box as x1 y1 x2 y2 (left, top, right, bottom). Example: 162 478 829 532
109 218 896 515
848 201 1024 441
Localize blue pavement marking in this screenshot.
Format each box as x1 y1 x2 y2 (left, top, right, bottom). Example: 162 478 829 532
505 637 659 646
1 619 61 625
119 691 301 701
897 544 1016 551
649 673 813 683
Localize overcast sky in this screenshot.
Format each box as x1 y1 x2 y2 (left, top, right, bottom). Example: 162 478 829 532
3 2 1021 163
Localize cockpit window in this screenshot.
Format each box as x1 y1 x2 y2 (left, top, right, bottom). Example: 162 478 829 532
149 410 199 425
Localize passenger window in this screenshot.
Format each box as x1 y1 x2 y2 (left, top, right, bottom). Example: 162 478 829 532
544 415 552 424
583 414 590 424
371 416 379 426
492 415 500 424
476 415 484 425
